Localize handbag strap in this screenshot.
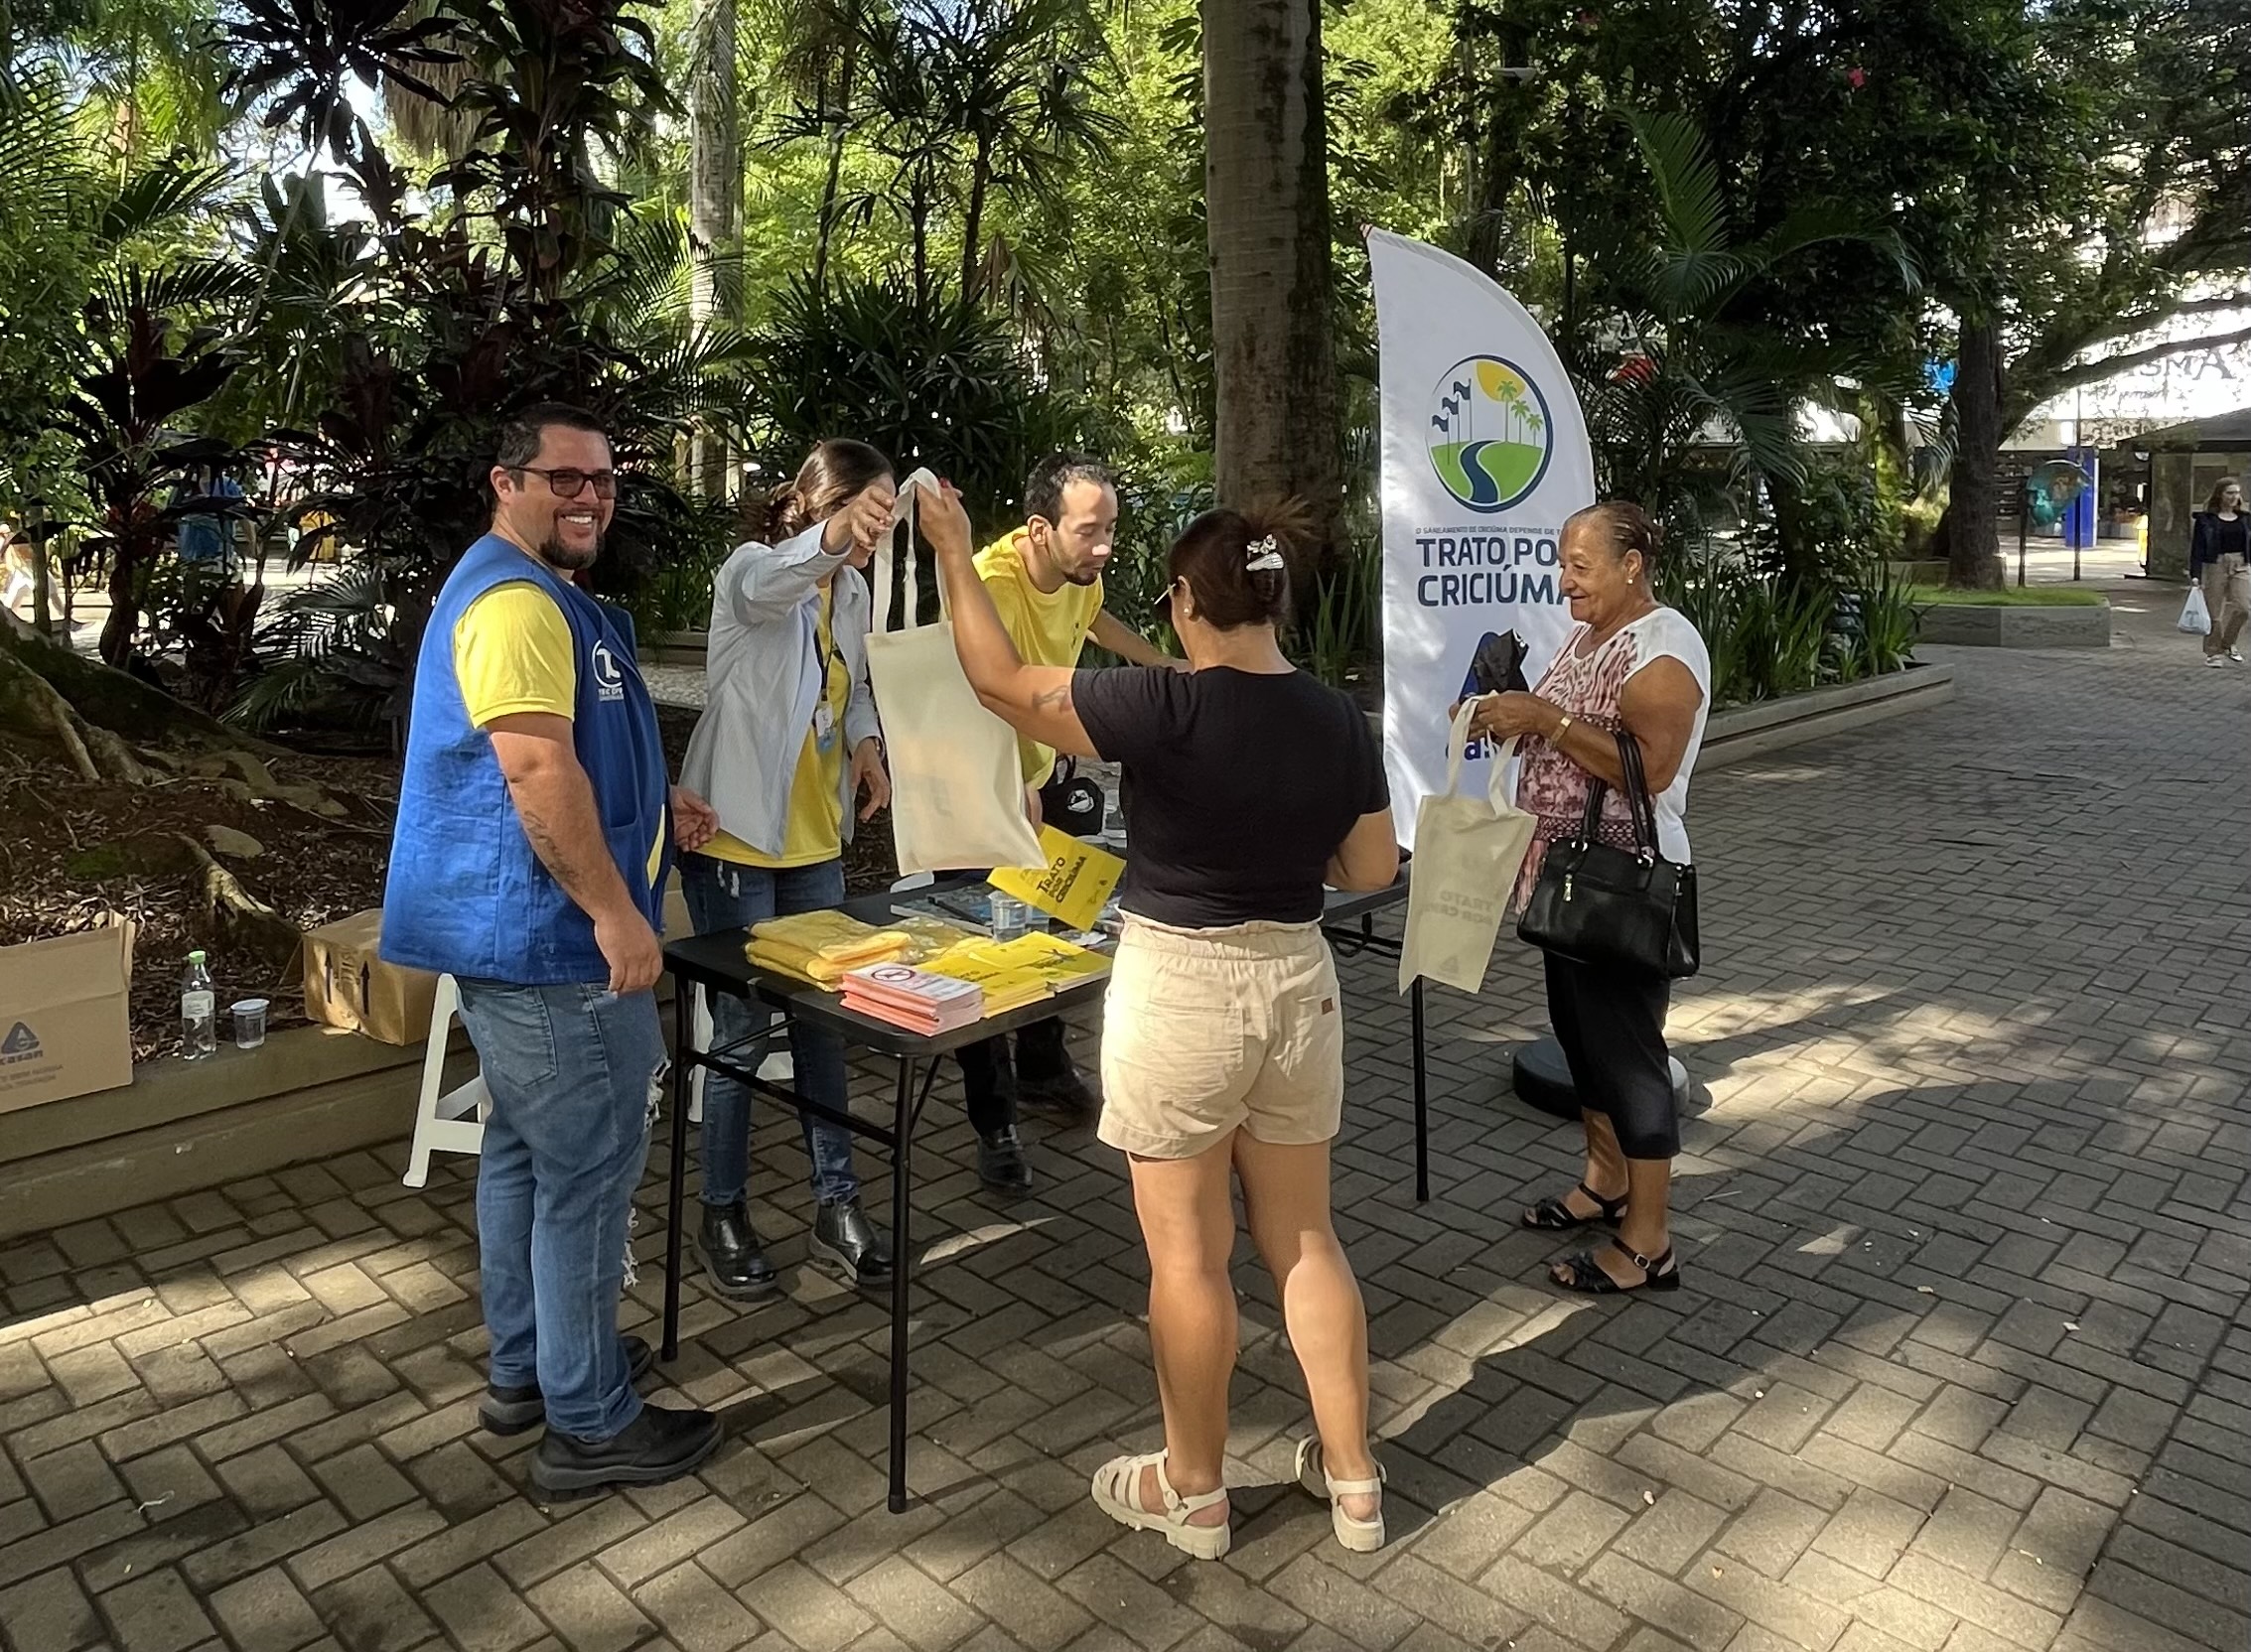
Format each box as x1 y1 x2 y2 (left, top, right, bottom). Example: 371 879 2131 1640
1569 730 1659 854
1614 730 1661 855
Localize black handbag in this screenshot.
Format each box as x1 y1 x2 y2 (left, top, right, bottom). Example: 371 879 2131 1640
1516 729 1700 978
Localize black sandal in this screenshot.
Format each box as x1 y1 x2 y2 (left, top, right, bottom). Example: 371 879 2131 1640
1551 1244 1681 1294
1520 1181 1628 1232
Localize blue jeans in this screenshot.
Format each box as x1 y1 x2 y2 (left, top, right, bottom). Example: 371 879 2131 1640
680 854 860 1208
455 979 663 1442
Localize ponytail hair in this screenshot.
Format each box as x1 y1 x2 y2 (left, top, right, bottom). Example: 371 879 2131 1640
765 439 894 542
1167 498 1311 630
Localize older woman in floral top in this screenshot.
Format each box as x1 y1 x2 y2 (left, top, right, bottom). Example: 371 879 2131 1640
1467 501 1710 1294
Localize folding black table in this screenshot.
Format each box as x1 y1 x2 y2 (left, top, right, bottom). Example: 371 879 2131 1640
657 873 1426 1511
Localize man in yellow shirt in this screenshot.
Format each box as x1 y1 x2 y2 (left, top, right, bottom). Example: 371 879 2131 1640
962 454 1179 1126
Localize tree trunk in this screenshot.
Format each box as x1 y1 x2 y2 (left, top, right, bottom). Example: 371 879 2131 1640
811 24 860 291
1943 317 2006 590
687 0 741 499
99 548 138 668
1202 0 1344 568
960 147 992 301
814 116 847 289
28 500 53 635
1 612 280 755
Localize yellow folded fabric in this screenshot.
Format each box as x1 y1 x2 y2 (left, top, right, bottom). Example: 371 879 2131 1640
747 910 914 984
744 941 823 987
745 939 911 986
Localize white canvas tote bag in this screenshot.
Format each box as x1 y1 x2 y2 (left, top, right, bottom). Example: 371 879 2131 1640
865 472 1045 876
1398 700 1535 995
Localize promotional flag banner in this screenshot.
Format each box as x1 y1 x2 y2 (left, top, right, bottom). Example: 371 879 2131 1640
1367 228 1596 847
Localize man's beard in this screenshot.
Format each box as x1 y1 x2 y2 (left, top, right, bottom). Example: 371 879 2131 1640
541 532 601 571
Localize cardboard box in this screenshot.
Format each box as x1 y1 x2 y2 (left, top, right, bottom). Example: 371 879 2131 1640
303 880 688 1048
0 921 136 1114
302 910 439 1046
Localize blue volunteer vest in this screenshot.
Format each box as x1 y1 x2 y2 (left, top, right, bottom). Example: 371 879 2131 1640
381 534 670 984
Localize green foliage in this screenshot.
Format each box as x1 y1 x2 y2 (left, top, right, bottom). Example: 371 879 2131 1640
1290 536 1381 694
1910 585 2105 608
1660 542 1916 709
747 273 1078 522
1572 110 1916 530
218 0 741 730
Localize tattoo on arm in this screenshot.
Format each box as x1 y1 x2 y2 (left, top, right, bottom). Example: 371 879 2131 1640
1032 683 1073 713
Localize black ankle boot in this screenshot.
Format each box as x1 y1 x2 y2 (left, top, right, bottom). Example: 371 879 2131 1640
698 1202 780 1301
1017 1062 1098 1121
977 1126 1033 1195
809 1198 893 1287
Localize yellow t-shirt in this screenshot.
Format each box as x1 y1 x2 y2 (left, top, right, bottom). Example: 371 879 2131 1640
972 529 1103 785
454 579 663 887
705 586 851 869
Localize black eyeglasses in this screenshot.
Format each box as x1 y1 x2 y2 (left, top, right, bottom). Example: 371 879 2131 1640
511 466 619 499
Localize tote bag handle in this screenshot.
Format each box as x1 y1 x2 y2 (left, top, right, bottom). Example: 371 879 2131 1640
870 468 944 634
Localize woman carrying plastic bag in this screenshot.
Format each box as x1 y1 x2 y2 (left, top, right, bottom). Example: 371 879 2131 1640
2180 584 2212 636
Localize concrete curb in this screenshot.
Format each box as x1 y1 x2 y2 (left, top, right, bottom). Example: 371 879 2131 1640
1699 663 1956 768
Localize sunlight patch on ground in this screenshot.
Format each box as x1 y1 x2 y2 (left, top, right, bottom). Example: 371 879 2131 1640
920 1215 1057 1267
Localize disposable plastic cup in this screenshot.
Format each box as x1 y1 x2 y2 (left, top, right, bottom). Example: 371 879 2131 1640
989 895 1028 941
231 999 269 1050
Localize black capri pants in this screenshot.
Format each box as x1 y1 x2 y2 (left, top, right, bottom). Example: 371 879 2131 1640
1543 951 1677 1160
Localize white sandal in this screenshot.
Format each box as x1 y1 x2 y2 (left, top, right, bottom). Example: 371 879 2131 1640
1090 1451 1231 1560
1295 1437 1386 1552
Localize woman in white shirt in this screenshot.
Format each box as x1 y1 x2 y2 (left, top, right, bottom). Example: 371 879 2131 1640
1466 501 1710 1295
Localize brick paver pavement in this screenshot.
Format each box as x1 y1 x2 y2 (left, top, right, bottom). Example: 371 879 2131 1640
4 613 2246 1652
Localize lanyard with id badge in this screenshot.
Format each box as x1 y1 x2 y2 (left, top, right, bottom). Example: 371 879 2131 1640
812 601 845 754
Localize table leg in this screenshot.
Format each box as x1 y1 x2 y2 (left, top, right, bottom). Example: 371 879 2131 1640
1411 976 1430 1204
662 982 693 1362
887 1056 915 1513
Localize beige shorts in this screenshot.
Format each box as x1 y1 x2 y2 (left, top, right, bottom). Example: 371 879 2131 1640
1097 916 1345 1160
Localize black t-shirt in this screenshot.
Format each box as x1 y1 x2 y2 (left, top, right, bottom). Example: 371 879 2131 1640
1071 665 1389 927
2216 515 2249 561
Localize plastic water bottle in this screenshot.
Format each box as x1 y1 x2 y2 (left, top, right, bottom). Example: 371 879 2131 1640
181 951 216 1059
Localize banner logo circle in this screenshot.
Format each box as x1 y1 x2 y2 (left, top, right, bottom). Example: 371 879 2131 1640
1426 355 1555 512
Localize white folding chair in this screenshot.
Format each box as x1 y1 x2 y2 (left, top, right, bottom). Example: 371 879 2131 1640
402 974 489 1187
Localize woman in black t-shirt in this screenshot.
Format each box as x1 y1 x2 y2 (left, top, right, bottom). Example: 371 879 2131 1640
924 484 1399 1562
2190 476 2247 664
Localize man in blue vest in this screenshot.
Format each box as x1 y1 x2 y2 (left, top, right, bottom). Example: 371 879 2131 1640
382 404 724 1496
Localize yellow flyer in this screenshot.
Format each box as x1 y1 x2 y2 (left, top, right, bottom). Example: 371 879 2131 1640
989 826 1125 931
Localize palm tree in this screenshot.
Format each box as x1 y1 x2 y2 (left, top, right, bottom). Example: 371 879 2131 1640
1203 0 1343 567
1576 110 1917 534
846 0 1120 310
687 0 741 495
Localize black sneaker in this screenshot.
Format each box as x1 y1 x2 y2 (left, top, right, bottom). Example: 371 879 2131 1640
529 1402 722 1496
1018 1063 1099 1121
482 1334 657 1436
977 1126 1034 1195
808 1198 893 1288
697 1201 780 1301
